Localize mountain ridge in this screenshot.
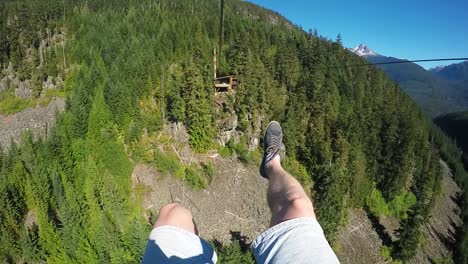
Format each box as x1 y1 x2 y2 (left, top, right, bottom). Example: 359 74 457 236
430 60 468 81
429 65 448 72
350 44 468 116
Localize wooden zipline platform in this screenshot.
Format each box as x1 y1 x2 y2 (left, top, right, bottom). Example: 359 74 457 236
214 75 237 93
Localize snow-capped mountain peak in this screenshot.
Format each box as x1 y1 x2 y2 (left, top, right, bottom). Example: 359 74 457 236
349 44 378 57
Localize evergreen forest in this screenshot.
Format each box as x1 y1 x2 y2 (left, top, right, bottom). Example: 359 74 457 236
0 0 467 263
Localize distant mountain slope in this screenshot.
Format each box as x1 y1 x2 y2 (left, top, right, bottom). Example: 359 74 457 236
431 61 468 82
350 45 468 117
431 61 468 103
429 65 448 73
366 55 466 116
434 111 468 158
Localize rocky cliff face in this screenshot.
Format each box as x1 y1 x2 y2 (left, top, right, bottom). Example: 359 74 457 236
1 62 64 100
214 92 262 151
214 93 242 146
0 39 67 150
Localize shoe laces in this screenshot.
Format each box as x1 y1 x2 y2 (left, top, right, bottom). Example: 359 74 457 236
265 137 281 160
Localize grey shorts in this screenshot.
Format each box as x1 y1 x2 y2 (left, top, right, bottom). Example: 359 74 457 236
142 217 339 263
252 217 340 263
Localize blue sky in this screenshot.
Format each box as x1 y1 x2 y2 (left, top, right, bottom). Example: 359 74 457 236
247 0 468 69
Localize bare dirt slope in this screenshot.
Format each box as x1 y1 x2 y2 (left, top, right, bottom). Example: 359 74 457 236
133 157 271 244
336 208 386 264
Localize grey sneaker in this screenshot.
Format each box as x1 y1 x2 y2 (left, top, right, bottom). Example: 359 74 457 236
259 121 283 178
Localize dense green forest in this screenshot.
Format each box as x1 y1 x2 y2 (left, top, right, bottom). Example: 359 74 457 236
1 0 468 263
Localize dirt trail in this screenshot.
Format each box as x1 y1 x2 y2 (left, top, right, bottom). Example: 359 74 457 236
133 156 271 244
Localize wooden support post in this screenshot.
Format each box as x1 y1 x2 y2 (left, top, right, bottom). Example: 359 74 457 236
213 48 217 80
219 0 224 59
161 69 165 123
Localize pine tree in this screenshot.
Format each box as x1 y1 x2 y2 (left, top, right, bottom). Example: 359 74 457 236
183 61 214 152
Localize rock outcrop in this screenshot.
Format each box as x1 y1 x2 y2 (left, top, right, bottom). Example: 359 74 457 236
214 93 242 146
214 92 264 150
0 98 65 149
1 62 64 100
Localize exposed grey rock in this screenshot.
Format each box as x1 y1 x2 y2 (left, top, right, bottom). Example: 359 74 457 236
0 98 65 149
40 75 64 97
14 80 32 99
214 93 244 146
216 112 242 146
25 47 36 64
163 122 198 166
39 39 46 66
43 75 55 91
11 77 19 87
248 137 259 151
1 62 65 99
6 62 14 77
1 62 15 80
1 61 63 100
24 210 37 230
0 77 9 92
248 115 262 151
219 111 238 131
218 129 243 147
56 75 64 88
167 122 189 144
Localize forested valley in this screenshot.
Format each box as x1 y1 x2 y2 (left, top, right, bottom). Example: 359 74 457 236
0 0 467 263
435 112 468 166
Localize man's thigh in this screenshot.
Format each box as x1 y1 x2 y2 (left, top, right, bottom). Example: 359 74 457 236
252 217 339 264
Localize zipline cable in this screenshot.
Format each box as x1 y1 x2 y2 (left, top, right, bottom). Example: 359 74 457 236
346 57 468 68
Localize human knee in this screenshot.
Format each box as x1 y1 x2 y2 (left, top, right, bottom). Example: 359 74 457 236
155 203 193 228
158 203 192 219
155 203 197 233
287 196 314 216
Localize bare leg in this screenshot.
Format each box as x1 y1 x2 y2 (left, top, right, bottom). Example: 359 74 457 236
155 203 198 234
265 156 315 227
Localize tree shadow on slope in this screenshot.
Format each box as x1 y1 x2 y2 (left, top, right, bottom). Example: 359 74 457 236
432 226 456 250
427 226 458 264
366 211 394 248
